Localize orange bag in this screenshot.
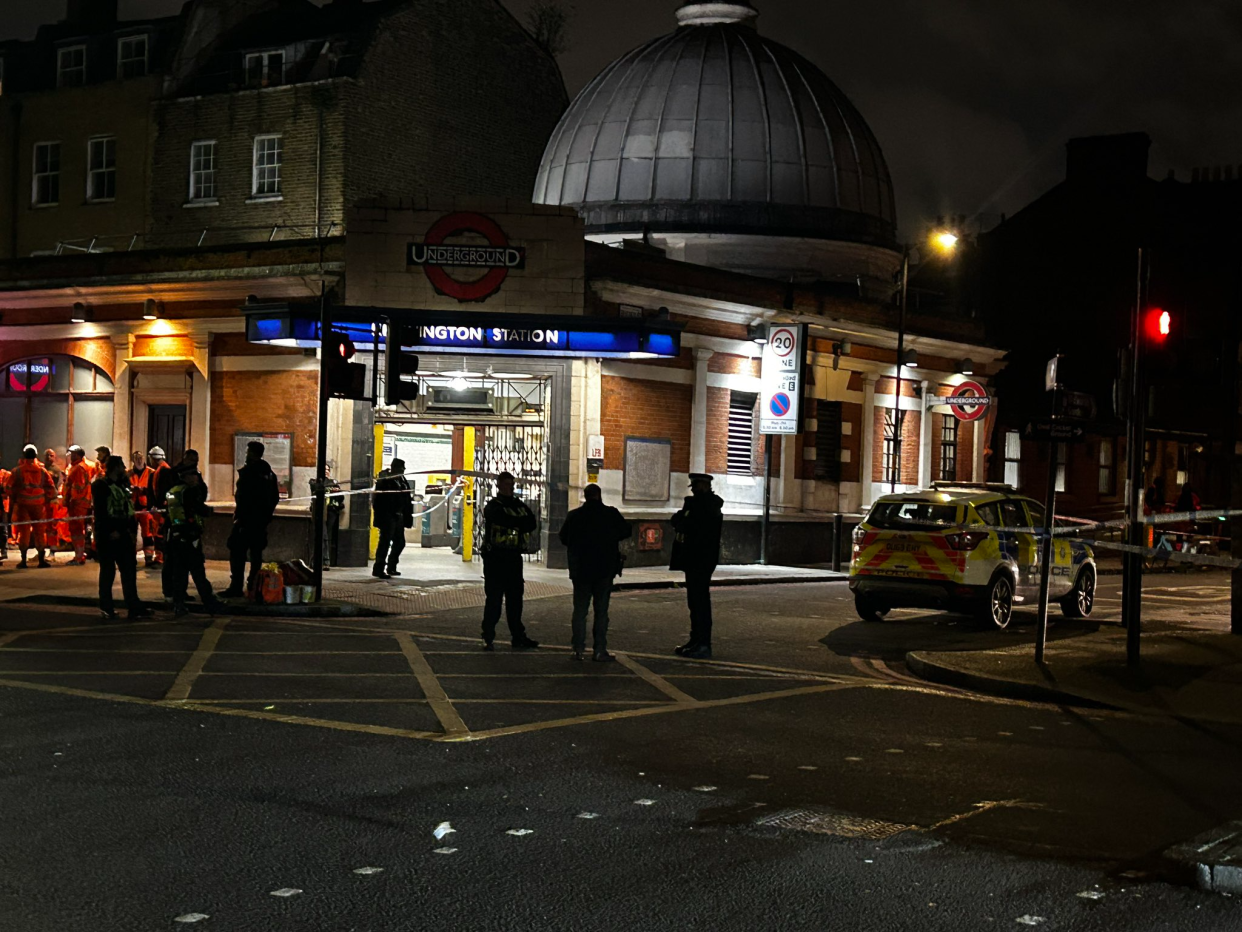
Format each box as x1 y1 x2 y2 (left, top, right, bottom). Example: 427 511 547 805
257 568 285 604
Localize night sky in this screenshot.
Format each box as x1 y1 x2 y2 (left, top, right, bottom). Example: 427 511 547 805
4 0 1240 237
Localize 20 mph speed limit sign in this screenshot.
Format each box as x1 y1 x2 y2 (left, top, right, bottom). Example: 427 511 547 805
760 324 806 435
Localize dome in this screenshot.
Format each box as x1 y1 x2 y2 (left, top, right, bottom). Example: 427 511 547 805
533 2 897 249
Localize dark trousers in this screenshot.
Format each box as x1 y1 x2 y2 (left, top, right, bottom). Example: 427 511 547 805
685 569 715 646
98 541 141 613
168 539 215 606
228 525 266 593
571 575 613 653
374 515 406 573
325 509 341 567
482 553 526 642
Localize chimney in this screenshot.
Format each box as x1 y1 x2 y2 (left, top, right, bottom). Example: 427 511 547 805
64 0 119 29
1065 132 1151 185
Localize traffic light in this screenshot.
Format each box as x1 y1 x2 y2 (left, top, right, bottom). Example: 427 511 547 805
384 323 420 406
324 331 367 399
1144 307 1172 344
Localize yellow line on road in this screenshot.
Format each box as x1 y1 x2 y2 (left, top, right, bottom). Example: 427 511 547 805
615 653 695 703
184 698 666 706
395 632 469 737
164 619 228 701
441 683 860 742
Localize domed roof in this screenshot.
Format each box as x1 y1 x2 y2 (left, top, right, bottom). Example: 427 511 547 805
533 3 897 247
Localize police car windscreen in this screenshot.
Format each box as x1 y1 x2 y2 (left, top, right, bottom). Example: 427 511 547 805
867 502 960 530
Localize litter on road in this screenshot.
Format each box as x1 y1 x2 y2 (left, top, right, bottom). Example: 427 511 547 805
576 812 599 819
433 821 455 840
634 799 656 805
174 914 210 923
353 867 384 875
270 888 302 897
691 785 718 792
1015 917 1046 926
432 847 457 854
506 828 534 836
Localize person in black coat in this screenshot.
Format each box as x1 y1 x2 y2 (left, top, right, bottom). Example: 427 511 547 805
670 473 724 659
558 484 632 661
480 470 539 651
92 455 151 621
221 441 280 598
372 458 414 579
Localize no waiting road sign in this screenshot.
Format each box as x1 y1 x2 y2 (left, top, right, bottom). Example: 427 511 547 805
759 324 806 435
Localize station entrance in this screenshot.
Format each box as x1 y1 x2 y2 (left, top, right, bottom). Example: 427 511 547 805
375 363 554 564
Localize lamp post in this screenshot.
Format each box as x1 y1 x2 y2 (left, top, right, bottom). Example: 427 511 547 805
891 230 959 494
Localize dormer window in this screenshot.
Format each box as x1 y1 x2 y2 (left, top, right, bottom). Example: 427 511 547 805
117 35 148 79
57 45 86 87
244 50 284 88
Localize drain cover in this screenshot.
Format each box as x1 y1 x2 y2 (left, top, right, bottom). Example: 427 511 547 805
755 807 916 840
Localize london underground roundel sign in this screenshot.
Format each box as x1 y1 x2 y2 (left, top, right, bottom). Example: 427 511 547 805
945 380 991 422
407 212 526 303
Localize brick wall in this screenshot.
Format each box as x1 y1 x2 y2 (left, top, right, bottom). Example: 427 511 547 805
210 369 319 468
705 385 729 474
148 83 348 248
600 374 691 474
0 337 116 381
212 333 304 358
709 353 759 375
344 0 567 206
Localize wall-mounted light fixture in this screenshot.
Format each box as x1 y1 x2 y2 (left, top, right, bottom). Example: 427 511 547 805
958 358 975 375
747 323 768 344
901 348 919 369
70 302 92 324
142 299 161 321
831 339 852 370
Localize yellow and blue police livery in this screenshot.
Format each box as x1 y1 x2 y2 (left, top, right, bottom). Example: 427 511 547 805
848 485 1095 629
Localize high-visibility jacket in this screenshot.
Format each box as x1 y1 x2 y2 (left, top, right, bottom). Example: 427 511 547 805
8 460 56 508
0 468 9 509
65 461 94 509
130 465 152 509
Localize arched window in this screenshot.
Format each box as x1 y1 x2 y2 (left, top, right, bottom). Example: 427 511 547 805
0 355 114 460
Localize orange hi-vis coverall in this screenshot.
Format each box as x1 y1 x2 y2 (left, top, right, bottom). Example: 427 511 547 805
130 464 157 561
64 459 95 557
7 459 57 552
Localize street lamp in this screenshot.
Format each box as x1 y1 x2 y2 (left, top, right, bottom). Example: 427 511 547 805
892 228 960 493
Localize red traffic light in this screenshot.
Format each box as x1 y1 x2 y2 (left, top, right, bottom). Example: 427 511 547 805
1144 308 1171 343
331 333 356 359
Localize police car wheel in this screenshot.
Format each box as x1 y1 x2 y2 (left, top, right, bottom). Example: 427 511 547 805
1060 567 1095 619
854 594 890 622
977 574 1014 629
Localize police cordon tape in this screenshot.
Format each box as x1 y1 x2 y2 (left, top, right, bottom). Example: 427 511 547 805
4 472 470 531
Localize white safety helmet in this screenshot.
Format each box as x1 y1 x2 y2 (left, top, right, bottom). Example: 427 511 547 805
148 446 166 459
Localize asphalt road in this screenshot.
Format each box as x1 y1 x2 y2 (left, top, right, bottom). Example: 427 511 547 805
2 578 1241 931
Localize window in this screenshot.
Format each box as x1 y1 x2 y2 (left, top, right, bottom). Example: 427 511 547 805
882 409 898 484
814 400 843 482
117 35 148 79
999 499 1027 528
1003 430 1021 489
1055 442 1068 494
245 50 285 88
1098 439 1115 495
87 136 116 201
939 415 958 482
32 142 60 206
252 134 282 197
866 501 960 531
189 140 217 201
726 392 755 475
57 45 86 87
973 501 1000 528
1027 501 1046 528
0 356 114 456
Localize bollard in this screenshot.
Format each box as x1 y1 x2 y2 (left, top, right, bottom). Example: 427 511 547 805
832 513 843 573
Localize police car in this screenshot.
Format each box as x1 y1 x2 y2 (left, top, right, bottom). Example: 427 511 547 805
848 485 1095 629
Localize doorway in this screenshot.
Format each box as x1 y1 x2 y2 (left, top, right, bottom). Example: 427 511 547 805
148 404 186 464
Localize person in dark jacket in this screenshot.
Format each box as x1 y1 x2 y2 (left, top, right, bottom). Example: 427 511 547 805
158 449 199 598
92 455 150 621
558 485 632 661
221 441 281 598
480 471 539 651
165 465 227 617
372 458 414 579
670 473 724 659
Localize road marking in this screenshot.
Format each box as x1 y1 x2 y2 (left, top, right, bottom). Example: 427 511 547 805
441 683 860 742
615 653 695 703
395 633 469 737
0 632 26 649
165 619 228 701
928 799 1043 830
186 698 666 706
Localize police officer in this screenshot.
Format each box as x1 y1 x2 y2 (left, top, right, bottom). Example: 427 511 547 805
165 465 227 617
558 484 632 662
372 458 413 579
92 455 150 620
480 471 539 651
670 473 724 659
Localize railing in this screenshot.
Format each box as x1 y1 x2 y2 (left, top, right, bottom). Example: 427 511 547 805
49 220 342 256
